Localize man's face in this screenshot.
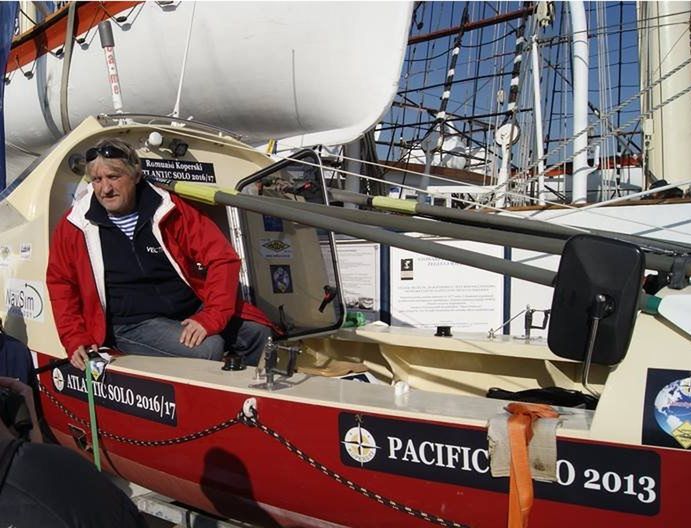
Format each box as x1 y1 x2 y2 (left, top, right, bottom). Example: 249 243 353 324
88 159 141 215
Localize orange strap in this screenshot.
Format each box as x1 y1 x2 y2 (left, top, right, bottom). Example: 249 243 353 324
506 402 559 528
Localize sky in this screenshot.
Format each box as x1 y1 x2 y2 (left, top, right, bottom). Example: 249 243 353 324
377 1 643 169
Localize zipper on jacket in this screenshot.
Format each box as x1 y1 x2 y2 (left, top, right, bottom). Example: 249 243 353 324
130 225 176 315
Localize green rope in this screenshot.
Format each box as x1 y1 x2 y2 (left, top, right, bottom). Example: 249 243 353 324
85 361 101 471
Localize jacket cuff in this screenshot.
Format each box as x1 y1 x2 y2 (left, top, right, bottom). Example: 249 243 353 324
189 312 225 336
64 334 94 358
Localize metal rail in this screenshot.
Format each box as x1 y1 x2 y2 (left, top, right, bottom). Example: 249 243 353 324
163 182 557 287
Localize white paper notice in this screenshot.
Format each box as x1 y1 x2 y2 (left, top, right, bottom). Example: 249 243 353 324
336 242 380 315
390 239 503 331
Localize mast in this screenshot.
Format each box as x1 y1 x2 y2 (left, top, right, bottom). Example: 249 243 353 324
638 1 691 185
531 34 546 205
569 0 589 204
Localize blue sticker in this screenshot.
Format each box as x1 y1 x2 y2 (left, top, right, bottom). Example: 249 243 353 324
263 215 284 232
270 265 293 294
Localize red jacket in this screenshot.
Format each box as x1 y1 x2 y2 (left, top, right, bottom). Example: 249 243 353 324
47 183 271 358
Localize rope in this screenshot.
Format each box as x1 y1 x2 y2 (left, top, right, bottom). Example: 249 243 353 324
171 1 197 119
384 23 691 214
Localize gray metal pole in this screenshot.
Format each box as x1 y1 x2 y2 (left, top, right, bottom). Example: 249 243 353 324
171 185 557 287
262 195 565 255
330 189 691 273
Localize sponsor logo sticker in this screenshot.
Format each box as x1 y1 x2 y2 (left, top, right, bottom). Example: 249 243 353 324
260 238 292 259
270 265 293 294
89 357 108 383
4 278 45 322
0 245 10 267
263 215 284 232
19 242 32 260
644 368 691 450
400 258 413 280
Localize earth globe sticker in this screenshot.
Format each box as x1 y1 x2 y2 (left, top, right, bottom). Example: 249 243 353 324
654 376 691 449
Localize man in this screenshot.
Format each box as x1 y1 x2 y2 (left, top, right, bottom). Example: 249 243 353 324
47 139 272 370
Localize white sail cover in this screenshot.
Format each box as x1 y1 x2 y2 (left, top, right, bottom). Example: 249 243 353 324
4 2 412 175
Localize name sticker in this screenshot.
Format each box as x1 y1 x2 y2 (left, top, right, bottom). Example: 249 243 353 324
338 413 660 515
53 365 178 426
140 158 216 184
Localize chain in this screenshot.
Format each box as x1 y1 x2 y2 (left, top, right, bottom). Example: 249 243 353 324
38 381 240 447
41 380 472 526
239 411 473 528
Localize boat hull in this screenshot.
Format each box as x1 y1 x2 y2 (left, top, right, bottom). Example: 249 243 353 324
35 351 687 528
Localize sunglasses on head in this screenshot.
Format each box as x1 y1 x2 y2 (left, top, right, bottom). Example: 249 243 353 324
85 145 129 163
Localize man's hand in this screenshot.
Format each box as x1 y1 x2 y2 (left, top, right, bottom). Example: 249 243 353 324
71 345 97 371
180 319 208 348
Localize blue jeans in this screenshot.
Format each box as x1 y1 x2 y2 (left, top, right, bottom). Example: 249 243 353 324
112 317 272 365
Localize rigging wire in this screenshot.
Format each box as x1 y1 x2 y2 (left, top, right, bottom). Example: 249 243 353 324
503 54 691 193
351 3 689 237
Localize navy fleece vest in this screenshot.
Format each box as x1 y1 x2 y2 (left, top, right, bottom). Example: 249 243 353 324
86 184 201 325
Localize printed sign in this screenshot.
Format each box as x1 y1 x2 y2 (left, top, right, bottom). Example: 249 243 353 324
52 364 177 426
270 265 293 293
390 240 503 331
259 238 293 259
339 413 660 516
4 278 45 322
140 158 216 184
643 368 691 450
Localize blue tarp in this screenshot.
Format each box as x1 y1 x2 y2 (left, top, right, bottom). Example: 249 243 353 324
0 2 18 191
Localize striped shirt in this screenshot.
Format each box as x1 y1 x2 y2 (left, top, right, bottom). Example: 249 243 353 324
108 211 139 240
